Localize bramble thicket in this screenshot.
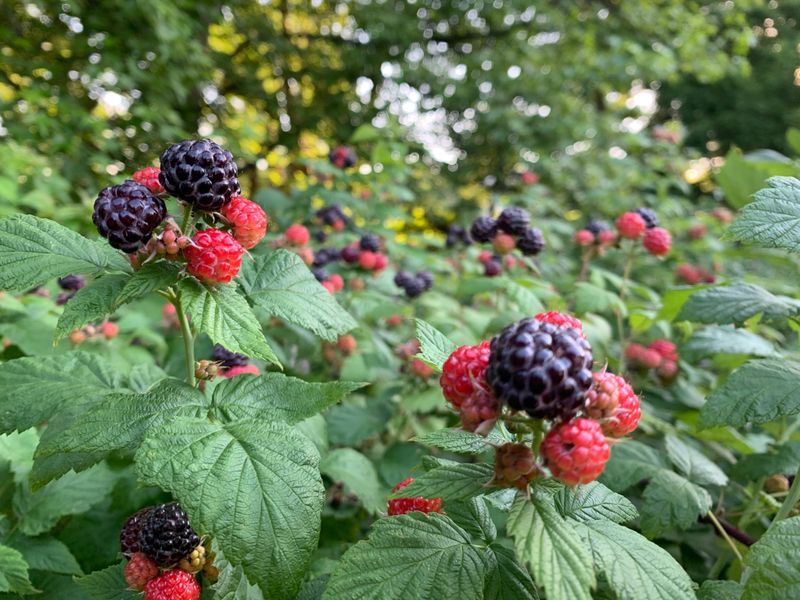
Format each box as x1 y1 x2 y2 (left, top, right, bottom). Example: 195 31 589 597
1 2 800 600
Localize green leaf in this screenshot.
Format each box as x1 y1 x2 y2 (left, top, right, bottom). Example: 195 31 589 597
728 176 800 251
698 580 743 600
716 149 795 209
14 463 116 536
700 359 800 428
391 462 495 503
599 441 668 492
54 275 128 343
74 562 139 600
575 520 695 600
684 326 774 358
742 515 800 599
322 513 487 600
446 497 497 543
665 434 728 486
507 492 595 600
136 417 323 600
0 352 121 434
484 544 539 600
239 250 356 342
554 481 638 524
0 215 130 292
7 535 82 575
414 429 496 455
178 278 280 366
0 429 38 481
574 282 625 315
115 261 181 305
33 379 207 482
414 319 457 372
506 279 545 313
321 448 385 514
640 470 711 538
677 283 800 324
211 556 264 600
0 545 35 594
211 373 364 425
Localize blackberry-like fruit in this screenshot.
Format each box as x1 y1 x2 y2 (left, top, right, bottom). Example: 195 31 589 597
417 271 434 290
517 228 545 256
497 207 530 235
58 274 86 292
329 145 357 168
93 181 167 253
585 219 611 236
394 271 414 288
211 344 249 369
311 267 328 282
359 233 381 252
314 230 327 243
404 278 425 298
340 244 361 263
634 207 658 229
470 216 498 243
484 259 502 277
120 507 154 557
138 502 200 567
486 318 593 420
158 139 239 211
313 247 340 267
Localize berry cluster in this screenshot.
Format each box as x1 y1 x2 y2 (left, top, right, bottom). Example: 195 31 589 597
445 224 473 248
625 339 679 380
469 207 544 277
316 204 349 231
394 271 433 298
573 219 617 248
322 334 358 368
676 263 716 285
614 209 672 256
387 478 442 516
68 320 118 344
119 503 214 599
329 145 357 169
312 267 345 294
440 340 499 433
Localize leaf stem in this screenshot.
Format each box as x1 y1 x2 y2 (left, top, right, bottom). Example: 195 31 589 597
616 244 638 370
771 463 800 524
706 511 744 563
180 203 195 235
171 290 196 387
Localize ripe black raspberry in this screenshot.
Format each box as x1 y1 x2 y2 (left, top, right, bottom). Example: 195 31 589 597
211 345 249 369
138 502 200 567
497 207 530 235
311 267 328 282
517 228 545 256
394 271 414 288
417 271 434 290
633 207 658 229
585 219 611 236
120 507 154 557
313 247 340 267
486 318 593 420
57 274 86 292
158 139 239 211
93 181 167 253
470 216 498 243
404 278 425 298
359 234 381 252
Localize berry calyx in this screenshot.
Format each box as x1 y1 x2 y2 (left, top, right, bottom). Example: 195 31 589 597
541 418 610 486
615 212 647 239
387 478 442 516
124 553 159 591
492 443 541 489
185 228 244 285
144 569 200 600
440 341 492 408
221 196 267 249
132 167 166 195
643 227 671 256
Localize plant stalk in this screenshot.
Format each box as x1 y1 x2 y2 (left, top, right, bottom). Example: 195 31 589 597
172 292 196 387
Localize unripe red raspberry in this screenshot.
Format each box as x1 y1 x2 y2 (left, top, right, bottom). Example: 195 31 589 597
386 315 403 327
676 263 701 285
504 256 518 269
688 224 706 240
492 443 541 489
711 207 733 224
358 251 378 270
222 364 261 378
285 224 310 246
586 372 641 437
533 311 586 338
350 277 365 291
101 321 119 340
132 167 166 195
643 227 671 256
638 348 663 369
373 253 389 272
521 170 538 185
615 212 647 239
459 389 499 433
597 229 617 245
124 553 159 591
657 360 679 382
221 196 268 249
185 228 244 285
541 418 610 486
337 334 357 355
440 341 491 408
321 280 336 294
411 359 434 378
574 229 595 246
387 478 442 516
296 247 314 266
69 330 87 345
585 372 620 421
492 233 516 254
477 250 493 264
329 274 344 291
648 339 678 364
144 569 200 600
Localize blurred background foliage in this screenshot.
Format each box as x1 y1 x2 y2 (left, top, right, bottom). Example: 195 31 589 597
0 0 797 230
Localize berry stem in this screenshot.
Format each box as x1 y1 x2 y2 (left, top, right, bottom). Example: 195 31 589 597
181 203 195 235
615 244 638 369
171 291 196 387
706 511 744 563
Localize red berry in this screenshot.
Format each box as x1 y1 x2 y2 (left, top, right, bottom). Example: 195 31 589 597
521 171 538 185
574 229 595 246
492 233 516 254
144 569 200 600
688 224 706 240
358 251 378 270
440 341 491 408
658 360 679 381
337 334 357 355
643 227 671 256
585 372 620 421
533 312 586 338
386 315 403 327
410 358 434 378
477 250 493 264
624 343 647 362
459 388 499 433
101 321 119 340
124 553 159 591
221 196 267 249
541 418 610 486
387 478 442 516
296 247 314 266
332 219 345 231
350 277 365 291
132 167 165 195
329 274 344 291
711 207 733 224
676 263 701 285
597 229 617 245
484 260 502 277
638 349 663 369
222 364 261 378
373 253 389 272
321 280 336 294
587 372 641 437
615 212 647 239
185 228 244 285
285 224 310 246
648 339 678 364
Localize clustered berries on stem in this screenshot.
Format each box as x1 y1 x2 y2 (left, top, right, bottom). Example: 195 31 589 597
438 312 641 489
626 339 679 381
119 502 214 599
394 270 434 298
469 207 544 277
387 478 442 516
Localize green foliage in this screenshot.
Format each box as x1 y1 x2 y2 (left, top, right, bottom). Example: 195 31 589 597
414 319 457 372
728 177 800 252
742 516 800 599
677 283 800 324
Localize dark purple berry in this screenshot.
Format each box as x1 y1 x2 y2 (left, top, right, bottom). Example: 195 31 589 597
137 502 200 567
517 228 545 256
159 139 239 211
92 181 167 253
470 216 498 243
497 207 530 236
633 208 658 229
211 345 249 368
